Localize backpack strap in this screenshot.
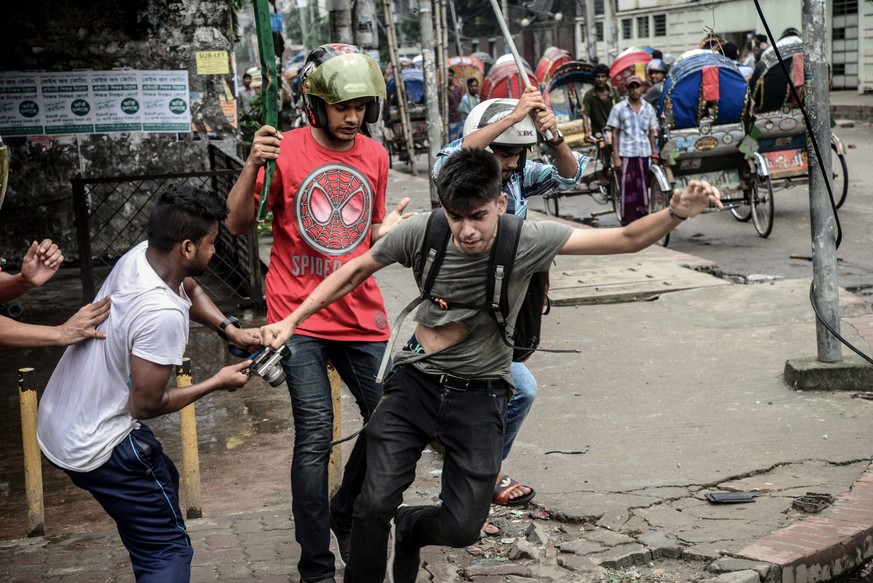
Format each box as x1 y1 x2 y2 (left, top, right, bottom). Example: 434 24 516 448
487 213 524 345
376 210 453 383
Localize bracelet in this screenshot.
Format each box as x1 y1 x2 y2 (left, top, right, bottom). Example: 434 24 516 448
217 316 241 341
668 206 688 222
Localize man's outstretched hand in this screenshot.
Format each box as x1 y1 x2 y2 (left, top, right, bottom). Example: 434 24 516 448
376 197 415 240
670 180 723 219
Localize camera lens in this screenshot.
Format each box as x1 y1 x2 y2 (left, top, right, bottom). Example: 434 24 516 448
263 366 286 387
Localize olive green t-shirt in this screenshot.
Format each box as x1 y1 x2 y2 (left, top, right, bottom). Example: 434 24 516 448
370 212 572 386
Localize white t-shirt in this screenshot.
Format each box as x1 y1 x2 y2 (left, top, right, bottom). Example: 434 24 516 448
38 242 191 472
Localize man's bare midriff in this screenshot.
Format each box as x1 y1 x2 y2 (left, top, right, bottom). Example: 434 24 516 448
415 321 469 354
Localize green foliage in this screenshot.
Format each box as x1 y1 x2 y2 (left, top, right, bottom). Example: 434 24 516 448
238 91 264 146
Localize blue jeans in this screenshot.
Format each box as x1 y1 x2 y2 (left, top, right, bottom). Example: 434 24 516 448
62 425 192 582
503 361 537 460
344 365 508 582
280 335 386 582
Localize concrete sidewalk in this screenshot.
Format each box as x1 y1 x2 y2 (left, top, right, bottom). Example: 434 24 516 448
3 169 873 583
831 89 873 121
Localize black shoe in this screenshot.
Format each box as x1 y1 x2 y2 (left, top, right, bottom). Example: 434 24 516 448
330 514 351 567
387 518 420 583
302 578 336 583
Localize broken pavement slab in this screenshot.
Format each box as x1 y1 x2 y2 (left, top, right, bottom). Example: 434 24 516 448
548 252 731 306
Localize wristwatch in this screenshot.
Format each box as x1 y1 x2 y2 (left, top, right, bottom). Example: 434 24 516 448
545 128 565 147
217 316 241 341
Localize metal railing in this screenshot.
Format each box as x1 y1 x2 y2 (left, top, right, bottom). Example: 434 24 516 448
71 144 263 310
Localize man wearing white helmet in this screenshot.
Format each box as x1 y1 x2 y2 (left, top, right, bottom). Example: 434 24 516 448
226 43 412 583
643 59 668 107
432 85 588 525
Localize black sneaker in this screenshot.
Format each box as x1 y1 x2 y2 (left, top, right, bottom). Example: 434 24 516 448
387 517 420 583
330 514 351 567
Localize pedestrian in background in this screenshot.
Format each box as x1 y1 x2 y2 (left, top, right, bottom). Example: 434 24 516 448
459 77 480 125
446 68 464 141
607 75 659 226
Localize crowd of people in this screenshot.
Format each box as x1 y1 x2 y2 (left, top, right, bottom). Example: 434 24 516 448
8 36 745 583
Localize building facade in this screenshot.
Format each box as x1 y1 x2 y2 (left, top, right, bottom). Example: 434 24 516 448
573 0 869 92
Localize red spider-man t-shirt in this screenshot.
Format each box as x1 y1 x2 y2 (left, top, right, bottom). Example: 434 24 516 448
255 127 390 341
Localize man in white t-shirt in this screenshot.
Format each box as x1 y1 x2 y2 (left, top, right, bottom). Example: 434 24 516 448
38 185 261 582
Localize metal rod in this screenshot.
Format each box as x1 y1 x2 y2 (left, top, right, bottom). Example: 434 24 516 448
487 0 553 140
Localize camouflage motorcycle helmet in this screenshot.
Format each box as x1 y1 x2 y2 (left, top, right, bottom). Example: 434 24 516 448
300 43 386 128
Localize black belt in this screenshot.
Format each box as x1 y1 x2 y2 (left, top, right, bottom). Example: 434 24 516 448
411 367 506 391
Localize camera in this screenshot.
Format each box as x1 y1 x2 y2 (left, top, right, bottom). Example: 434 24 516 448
247 345 290 387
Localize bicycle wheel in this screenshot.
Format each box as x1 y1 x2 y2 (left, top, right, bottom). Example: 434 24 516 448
609 168 622 223
751 175 774 238
832 144 849 209
648 176 671 247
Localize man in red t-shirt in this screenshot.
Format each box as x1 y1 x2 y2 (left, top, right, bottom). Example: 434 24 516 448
226 44 411 583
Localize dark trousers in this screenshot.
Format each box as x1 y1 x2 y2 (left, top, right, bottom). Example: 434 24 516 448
344 365 509 583
63 425 192 582
280 335 386 581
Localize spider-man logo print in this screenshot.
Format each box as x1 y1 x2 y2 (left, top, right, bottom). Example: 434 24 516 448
296 163 373 256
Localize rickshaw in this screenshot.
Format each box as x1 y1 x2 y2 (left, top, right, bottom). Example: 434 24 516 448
383 68 428 167
448 55 485 88
481 54 538 99
535 46 572 90
748 35 849 209
610 47 652 93
651 49 773 246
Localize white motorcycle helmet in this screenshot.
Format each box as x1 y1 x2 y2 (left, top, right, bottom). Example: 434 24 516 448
463 98 538 149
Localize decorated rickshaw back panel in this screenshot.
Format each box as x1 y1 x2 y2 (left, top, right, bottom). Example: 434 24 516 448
658 50 749 130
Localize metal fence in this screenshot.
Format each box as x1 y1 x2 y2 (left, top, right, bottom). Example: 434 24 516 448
71 144 263 310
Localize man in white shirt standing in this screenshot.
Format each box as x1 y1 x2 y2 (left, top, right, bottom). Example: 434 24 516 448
38 185 261 582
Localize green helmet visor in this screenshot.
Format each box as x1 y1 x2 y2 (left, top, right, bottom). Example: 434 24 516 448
303 53 386 104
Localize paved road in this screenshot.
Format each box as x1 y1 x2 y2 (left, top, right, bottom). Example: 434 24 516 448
534 123 873 305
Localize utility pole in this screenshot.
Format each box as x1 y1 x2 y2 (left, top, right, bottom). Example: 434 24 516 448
420 0 443 207
353 0 378 49
381 0 418 176
327 0 353 43
603 0 616 63
803 0 842 362
354 0 381 141
584 0 596 63
297 0 310 52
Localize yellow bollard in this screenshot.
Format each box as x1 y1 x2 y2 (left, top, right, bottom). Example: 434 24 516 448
18 367 44 537
327 363 342 499
176 359 202 519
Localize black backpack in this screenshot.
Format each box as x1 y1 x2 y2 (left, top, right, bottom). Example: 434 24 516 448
414 209 549 363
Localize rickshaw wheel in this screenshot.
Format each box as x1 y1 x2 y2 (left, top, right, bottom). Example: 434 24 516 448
751 175 775 238
382 139 394 169
648 176 671 247
542 193 560 216
730 199 752 222
609 169 622 224
832 144 849 209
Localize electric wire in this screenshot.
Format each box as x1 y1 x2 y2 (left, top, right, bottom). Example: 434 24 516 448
753 0 873 366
